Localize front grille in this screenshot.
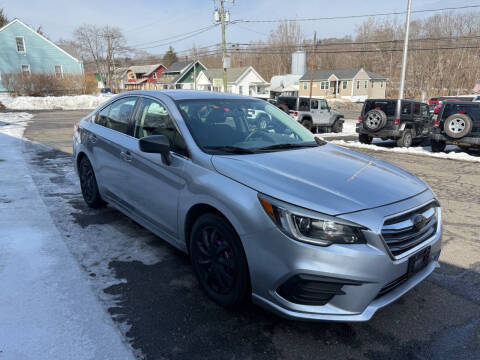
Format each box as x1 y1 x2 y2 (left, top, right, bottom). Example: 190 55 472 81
381 201 438 257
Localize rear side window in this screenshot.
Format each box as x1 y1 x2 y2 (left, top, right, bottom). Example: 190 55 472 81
319 100 328 110
413 103 421 115
96 97 137 134
420 104 429 117
401 102 411 115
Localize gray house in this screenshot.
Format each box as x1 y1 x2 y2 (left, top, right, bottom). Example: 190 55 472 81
0 19 84 91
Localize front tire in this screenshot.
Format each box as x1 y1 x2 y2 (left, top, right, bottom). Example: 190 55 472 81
79 156 106 209
301 119 313 132
359 133 372 144
190 214 250 308
332 119 343 133
430 139 446 153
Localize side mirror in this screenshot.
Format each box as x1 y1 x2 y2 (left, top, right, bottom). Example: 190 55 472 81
139 135 172 165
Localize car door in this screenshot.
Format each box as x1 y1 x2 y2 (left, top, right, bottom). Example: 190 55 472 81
318 99 331 125
310 99 319 123
120 96 188 242
89 96 138 205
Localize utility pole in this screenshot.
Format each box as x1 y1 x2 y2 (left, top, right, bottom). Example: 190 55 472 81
309 31 317 100
215 0 232 92
395 0 412 121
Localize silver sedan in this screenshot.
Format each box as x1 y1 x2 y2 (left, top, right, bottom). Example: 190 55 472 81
73 90 442 321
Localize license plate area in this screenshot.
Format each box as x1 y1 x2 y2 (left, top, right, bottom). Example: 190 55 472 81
408 246 431 277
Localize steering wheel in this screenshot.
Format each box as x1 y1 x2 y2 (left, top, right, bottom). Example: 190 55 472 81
245 129 275 142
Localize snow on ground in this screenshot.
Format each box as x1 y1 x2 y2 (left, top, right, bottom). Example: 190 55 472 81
331 139 480 163
0 112 34 138
0 93 112 110
321 119 357 138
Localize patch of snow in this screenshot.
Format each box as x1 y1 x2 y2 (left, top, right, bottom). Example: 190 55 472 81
0 112 33 138
331 139 480 163
0 93 112 110
321 119 357 138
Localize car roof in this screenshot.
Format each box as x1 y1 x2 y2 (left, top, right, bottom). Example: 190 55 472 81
366 98 424 103
120 90 254 101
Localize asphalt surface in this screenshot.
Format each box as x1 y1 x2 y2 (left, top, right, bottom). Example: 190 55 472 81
19 110 480 360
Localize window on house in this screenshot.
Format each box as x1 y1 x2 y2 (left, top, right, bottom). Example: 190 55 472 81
364 80 368 89
16 37 25 52
21 64 31 75
381 81 384 88
303 82 307 90
342 81 347 90
356 80 360 89
371 81 375 88
54 65 63 78
238 85 243 94
153 72 157 79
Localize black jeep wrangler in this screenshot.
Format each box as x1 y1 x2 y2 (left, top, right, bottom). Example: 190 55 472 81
430 101 480 152
356 99 433 147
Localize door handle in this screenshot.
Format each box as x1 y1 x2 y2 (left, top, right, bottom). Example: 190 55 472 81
120 151 133 162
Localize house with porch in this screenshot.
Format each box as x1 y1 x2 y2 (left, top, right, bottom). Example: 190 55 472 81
299 68 387 101
124 64 166 90
0 19 83 92
196 66 269 96
155 60 206 89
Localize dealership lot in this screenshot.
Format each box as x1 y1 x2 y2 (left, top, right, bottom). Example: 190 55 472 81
3 110 479 359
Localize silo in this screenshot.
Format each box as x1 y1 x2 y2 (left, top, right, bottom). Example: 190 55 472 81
291 51 306 75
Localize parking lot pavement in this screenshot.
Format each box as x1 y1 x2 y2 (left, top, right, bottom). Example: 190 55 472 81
18 110 480 359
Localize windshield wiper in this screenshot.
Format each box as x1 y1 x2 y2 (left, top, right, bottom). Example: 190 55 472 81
204 145 256 154
255 142 320 152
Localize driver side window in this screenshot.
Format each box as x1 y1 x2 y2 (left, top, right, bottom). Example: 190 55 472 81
133 98 188 157
320 100 328 110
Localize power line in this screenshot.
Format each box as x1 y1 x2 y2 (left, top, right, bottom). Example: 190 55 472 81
135 24 219 50
231 4 480 23
128 24 218 48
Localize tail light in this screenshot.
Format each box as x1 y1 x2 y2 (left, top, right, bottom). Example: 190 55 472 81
74 123 79 132
394 118 400 125
358 115 363 122
434 120 440 127
293 111 298 117
458 110 466 114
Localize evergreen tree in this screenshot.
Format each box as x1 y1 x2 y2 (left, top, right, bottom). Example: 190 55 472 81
162 46 178 67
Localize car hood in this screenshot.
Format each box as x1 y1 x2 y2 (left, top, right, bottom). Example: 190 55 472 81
211 143 428 215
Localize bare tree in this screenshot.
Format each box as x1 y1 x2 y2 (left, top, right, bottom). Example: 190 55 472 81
74 24 128 88
0 8 8 28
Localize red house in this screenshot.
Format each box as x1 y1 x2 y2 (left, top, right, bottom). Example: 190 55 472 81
125 64 166 90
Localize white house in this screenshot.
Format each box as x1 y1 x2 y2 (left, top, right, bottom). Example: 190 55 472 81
196 66 269 96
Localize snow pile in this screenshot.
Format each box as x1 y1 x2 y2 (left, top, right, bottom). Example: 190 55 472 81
0 112 34 138
0 94 112 110
331 139 480 163
322 119 357 138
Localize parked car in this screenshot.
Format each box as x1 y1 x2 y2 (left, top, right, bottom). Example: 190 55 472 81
433 98 460 115
428 97 440 106
74 90 441 322
430 100 480 152
356 99 433 147
276 96 344 133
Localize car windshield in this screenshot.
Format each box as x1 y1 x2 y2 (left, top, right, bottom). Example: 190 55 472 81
177 99 321 154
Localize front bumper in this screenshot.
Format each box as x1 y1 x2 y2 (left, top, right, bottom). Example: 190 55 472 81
243 191 442 322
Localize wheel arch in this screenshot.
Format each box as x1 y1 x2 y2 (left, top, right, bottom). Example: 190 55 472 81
184 203 239 254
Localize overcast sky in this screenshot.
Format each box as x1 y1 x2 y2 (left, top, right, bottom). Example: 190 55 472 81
1 0 476 55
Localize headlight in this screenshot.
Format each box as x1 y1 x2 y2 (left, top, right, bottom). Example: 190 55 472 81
258 194 366 246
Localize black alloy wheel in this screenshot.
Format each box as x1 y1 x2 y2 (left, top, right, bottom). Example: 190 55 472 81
79 156 105 208
190 214 250 308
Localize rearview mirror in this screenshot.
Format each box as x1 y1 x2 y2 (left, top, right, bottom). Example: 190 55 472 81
139 135 172 165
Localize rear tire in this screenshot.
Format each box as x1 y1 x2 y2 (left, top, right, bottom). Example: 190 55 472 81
396 130 414 148
78 156 106 209
190 214 250 309
359 133 372 144
301 119 313 132
332 119 343 133
430 139 446 153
